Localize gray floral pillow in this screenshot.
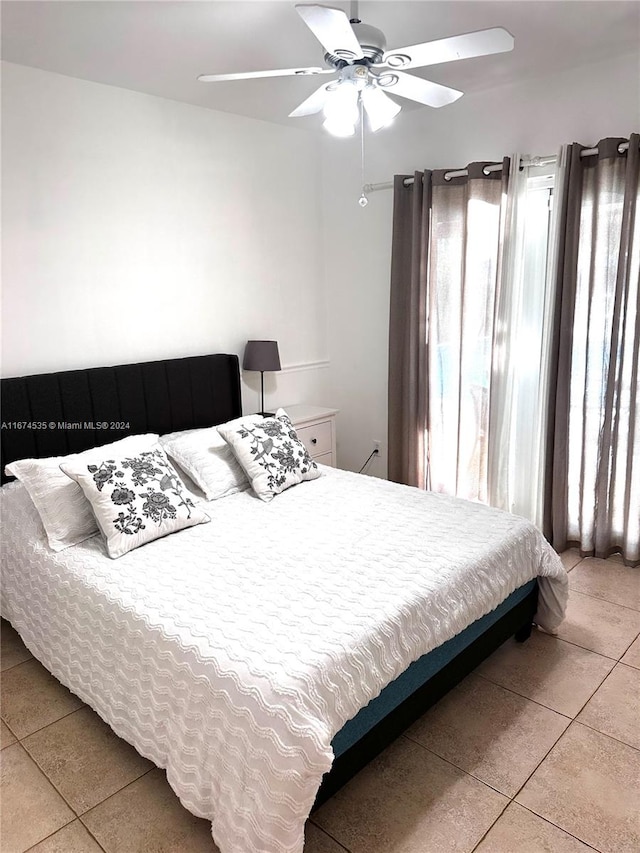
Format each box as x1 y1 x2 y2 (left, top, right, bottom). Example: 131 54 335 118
60 444 209 558
217 409 320 502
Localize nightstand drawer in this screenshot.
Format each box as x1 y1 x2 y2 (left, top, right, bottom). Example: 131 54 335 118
296 420 332 457
313 451 334 468
285 404 338 468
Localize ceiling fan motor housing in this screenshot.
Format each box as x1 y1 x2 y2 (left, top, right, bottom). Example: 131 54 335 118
324 21 387 67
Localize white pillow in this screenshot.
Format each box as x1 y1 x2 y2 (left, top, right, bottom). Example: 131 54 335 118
4 434 159 551
160 416 262 501
217 409 320 502
60 442 209 559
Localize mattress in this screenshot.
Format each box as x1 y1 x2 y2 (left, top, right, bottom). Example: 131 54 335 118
0 466 568 853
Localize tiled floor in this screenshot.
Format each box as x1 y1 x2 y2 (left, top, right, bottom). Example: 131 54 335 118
1 552 639 853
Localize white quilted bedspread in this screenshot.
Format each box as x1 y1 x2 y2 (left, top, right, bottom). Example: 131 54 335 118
0 468 567 853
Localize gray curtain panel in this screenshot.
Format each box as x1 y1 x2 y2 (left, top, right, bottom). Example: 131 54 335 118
546 135 640 566
388 160 510 497
388 171 431 487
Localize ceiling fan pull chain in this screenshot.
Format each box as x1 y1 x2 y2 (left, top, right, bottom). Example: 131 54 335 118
359 96 368 207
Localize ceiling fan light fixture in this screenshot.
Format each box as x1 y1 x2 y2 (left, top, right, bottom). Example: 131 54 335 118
322 116 357 137
362 85 401 132
322 80 359 136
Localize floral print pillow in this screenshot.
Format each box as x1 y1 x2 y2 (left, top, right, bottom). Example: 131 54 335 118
217 409 320 502
60 444 209 558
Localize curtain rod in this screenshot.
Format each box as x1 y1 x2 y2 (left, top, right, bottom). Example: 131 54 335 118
362 157 544 193
363 141 633 194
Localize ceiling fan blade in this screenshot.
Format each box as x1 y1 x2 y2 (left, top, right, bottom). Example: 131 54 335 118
381 27 514 71
377 71 462 108
296 4 364 60
198 67 334 83
288 82 333 117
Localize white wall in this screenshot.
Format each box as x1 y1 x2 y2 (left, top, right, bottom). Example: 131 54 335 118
1 62 329 414
321 51 640 476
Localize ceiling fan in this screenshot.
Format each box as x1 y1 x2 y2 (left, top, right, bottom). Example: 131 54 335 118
198 2 514 137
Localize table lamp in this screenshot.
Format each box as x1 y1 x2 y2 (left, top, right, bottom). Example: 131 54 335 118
242 340 281 416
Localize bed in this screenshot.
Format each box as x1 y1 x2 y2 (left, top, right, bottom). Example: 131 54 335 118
0 353 568 853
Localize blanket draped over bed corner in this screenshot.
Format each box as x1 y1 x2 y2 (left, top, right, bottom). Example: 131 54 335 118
0 467 568 853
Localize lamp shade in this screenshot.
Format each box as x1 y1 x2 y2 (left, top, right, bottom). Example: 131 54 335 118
242 340 281 372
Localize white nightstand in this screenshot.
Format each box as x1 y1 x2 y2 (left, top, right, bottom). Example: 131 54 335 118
284 405 338 467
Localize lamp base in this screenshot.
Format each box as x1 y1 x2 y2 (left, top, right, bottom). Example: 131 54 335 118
259 411 276 418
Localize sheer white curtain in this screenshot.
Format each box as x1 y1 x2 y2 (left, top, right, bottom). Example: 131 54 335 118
422 155 561 518
488 154 561 528
426 161 509 502
424 152 561 522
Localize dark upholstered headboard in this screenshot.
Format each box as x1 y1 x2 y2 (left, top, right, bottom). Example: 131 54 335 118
1 354 242 484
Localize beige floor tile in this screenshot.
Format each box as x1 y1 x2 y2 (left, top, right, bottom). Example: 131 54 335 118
569 558 640 610
81 768 218 853
26 820 103 853
476 631 615 717
23 706 153 814
406 674 570 796
475 802 594 852
517 722 640 853
556 590 640 658
621 634 640 669
313 736 507 853
0 659 84 739
305 822 348 852
1 619 33 671
577 663 640 749
559 549 583 571
1 720 17 749
0 743 74 853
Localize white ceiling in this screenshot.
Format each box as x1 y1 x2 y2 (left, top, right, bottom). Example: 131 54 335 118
2 1 638 129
